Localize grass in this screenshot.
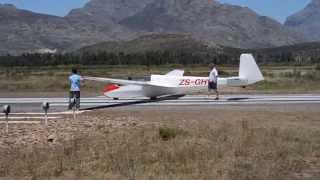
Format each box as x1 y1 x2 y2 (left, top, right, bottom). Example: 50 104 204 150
252 65 320 92
0 109 320 180
159 126 187 141
0 64 320 93
0 124 317 179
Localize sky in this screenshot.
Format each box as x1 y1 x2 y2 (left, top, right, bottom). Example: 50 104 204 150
219 0 311 23
0 0 312 23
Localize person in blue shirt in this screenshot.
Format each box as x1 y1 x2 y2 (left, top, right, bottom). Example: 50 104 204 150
68 68 82 110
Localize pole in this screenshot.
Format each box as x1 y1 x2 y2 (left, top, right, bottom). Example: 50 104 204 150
3 105 10 134
45 112 48 126
5 114 8 134
73 106 76 121
42 102 50 126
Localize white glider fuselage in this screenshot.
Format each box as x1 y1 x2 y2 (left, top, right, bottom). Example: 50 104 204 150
104 76 248 98
84 54 264 99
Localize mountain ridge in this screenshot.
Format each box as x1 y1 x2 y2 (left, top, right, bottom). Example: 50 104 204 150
0 0 310 55
285 0 320 41
120 0 301 48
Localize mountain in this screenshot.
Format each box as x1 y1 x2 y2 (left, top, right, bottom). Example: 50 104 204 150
65 0 150 41
67 0 154 23
77 34 218 54
0 4 74 55
0 4 102 54
285 0 320 41
120 0 301 48
0 0 306 55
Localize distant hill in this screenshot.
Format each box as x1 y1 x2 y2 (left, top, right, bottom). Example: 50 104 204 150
251 42 320 64
120 0 301 48
0 3 135 55
77 34 320 65
0 0 306 55
1 35 319 67
0 4 73 55
285 0 320 41
77 34 219 54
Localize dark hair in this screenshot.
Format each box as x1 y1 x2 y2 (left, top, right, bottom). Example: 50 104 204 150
72 68 78 74
209 63 216 68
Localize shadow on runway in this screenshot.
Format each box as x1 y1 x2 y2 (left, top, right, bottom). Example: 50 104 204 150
80 94 186 111
227 97 250 101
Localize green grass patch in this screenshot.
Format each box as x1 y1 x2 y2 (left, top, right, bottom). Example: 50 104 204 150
159 127 179 141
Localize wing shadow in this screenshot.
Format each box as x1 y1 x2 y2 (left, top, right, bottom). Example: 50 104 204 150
227 97 250 101
80 94 185 111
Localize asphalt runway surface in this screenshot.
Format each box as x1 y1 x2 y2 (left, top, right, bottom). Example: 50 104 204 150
0 94 319 114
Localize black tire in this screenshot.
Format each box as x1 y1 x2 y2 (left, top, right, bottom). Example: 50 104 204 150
150 97 157 100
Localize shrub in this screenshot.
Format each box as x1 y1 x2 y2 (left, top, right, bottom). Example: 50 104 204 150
159 127 178 141
315 63 320 71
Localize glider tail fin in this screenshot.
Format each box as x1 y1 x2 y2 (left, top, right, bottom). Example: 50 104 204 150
239 54 264 85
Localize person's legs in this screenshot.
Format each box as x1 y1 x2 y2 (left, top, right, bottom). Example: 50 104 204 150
214 82 219 100
214 89 219 100
208 82 213 97
75 91 80 110
208 82 219 100
68 91 75 110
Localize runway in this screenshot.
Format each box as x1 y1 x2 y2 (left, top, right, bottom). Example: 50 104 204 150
0 94 319 113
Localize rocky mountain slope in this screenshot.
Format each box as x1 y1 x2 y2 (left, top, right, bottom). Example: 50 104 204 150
120 0 300 48
0 0 306 55
0 3 138 55
67 0 154 23
0 4 74 54
77 34 216 54
285 0 320 41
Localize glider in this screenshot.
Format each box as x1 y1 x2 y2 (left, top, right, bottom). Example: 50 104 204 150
84 54 264 99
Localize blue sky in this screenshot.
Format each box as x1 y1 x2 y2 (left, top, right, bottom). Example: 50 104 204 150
219 0 311 23
0 0 311 23
0 0 89 16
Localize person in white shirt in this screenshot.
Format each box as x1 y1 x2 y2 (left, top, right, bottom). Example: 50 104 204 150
208 63 219 100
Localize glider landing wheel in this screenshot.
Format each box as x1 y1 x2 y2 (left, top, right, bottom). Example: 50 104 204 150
150 97 157 100
113 98 119 100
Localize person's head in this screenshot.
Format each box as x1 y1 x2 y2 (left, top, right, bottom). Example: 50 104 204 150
209 63 216 69
72 68 78 74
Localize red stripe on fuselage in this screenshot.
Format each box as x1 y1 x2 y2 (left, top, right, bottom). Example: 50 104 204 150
104 84 120 93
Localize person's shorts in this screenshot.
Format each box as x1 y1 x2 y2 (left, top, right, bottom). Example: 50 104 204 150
208 82 217 91
69 91 81 109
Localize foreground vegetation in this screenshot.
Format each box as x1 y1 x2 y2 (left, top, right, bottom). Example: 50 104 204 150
0 107 319 179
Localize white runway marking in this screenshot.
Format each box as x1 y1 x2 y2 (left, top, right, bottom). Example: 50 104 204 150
0 117 60 120
7 111 86 115
0 121 41 124
0 94 319 113
0 94 320 104
0 121 42 124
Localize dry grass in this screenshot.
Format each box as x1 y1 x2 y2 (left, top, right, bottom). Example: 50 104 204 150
1 65 320 93
0 106 320 179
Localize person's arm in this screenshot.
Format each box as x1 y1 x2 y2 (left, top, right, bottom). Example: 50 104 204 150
215 70 219 83
209 70 214 82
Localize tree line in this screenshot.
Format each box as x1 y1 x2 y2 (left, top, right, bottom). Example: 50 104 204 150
0 49 319 67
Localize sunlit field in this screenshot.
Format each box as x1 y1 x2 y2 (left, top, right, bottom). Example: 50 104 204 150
0 64 320 95
0 106 319 179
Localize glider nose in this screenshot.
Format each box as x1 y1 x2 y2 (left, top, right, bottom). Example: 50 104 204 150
104 84 120 94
